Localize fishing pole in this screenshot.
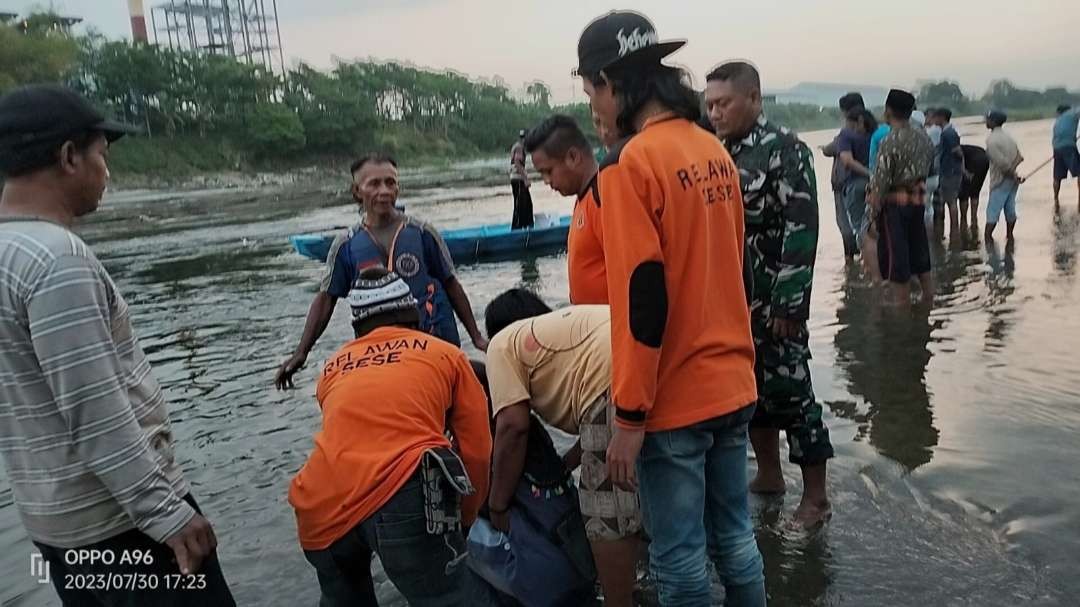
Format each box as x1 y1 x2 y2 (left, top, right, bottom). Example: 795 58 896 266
1022 133 1080 181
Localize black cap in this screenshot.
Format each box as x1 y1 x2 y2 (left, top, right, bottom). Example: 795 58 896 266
575 11 686 77
885 88 916 114
986 109 1008 126
0 84 137 150
839 92 865 112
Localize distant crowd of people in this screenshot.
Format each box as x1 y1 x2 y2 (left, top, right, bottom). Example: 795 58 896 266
2 8 1079 607
820 91 1020 304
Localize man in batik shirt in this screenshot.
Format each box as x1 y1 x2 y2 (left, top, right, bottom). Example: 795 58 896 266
869 89 936 307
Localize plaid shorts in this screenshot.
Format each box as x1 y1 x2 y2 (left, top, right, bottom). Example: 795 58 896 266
578 393 642 541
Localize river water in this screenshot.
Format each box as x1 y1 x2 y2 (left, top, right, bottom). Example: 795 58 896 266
2 118 1078 606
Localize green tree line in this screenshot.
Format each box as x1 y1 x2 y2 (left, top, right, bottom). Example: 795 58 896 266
917 79 1079 120
2 14 1075 181
1 14 591 178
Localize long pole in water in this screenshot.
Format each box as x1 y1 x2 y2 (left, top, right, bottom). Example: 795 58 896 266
1022 134 1080 181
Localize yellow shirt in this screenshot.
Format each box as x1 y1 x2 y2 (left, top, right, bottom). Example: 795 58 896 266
486 306 612 434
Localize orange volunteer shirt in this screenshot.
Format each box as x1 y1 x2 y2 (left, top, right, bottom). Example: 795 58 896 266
599 114 757 432
568 175 608 305
288 326 492 550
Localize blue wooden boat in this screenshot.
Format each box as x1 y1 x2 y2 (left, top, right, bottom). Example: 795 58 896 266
290 214 572 264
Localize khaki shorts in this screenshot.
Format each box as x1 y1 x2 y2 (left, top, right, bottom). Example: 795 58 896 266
578 393 642 541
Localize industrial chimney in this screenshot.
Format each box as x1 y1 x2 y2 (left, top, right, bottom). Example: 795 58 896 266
128 0 148 42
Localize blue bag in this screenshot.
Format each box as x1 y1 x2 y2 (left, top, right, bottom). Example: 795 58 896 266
467 418 596 607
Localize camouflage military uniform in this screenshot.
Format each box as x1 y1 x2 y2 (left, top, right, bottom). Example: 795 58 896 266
725 114 834 466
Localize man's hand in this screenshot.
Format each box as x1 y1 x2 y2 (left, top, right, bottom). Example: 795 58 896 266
489 508 511 533
768 317 804 340
164 514 217 575
275 352 307 390
471 334 489 352
607 425 646 491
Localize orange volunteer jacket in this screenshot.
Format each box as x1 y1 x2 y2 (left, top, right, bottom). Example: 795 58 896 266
288 326 492 550
568 174 607 305
599 114 757 432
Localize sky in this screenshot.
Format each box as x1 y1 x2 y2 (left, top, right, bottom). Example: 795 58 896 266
6 0 1079 103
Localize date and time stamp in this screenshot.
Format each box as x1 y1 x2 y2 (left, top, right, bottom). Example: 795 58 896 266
30 549 206 591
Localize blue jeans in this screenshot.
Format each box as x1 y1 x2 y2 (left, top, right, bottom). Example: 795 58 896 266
833 188 857 257
637 406 766 607
303 473 468 607
844 177 870 249
986 179 1019 225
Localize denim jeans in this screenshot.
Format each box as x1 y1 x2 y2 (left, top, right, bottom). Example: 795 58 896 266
844 176 870 249
986 179 1019 225
637 406 766 607
833 188 857 257
303 473 468 607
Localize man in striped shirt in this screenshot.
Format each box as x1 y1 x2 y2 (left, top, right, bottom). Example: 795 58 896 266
0 85 234 605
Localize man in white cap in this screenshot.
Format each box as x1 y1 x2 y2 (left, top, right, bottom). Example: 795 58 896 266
290 267 491 606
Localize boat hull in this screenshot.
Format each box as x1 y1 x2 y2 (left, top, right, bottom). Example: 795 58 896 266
290 215 572 265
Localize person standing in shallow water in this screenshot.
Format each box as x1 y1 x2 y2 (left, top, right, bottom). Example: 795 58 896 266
705 61 834 528
984 110 1025 242
821 92 865 261
844 107 883 282
932 108 966 235
0 84 235 606
576 10 765 606
1051 104 1080 209
830 95 877 280
868 89 936 307
509 130 534 229
274 154 488 389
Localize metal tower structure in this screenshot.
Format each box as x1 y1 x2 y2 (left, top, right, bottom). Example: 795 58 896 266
150 0 285 75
